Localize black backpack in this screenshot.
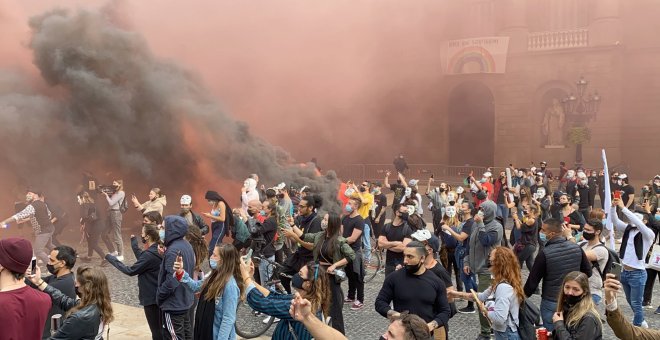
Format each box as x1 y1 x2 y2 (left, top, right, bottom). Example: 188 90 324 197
517 299 541 339
579 241 621 282
119 197 129 214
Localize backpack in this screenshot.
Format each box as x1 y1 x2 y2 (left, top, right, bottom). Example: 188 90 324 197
517 298 541 339
233 216 250 243
119 197 129 214
579 241 621 282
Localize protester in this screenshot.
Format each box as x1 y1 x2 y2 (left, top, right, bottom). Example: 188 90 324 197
393 153 409 174
174 243 244 340
30 265 114 339
511 205 539 271
375 241 451 339
552 271 603 339
104 179 126 261
0 189 55 268
105 216 163 340
552 192 586 239
524 218 592 332
342 196 366 311
46 198 69 248
180 195 209 235
371 182 387 238
281 195 322 293
284 211 355 334
204 190 234 255
427 178 448 232
384 170 407 206
577 219 608 305
574 172 593 223
349 180 374 261
455 201 477 314
604 274 660 339
463 200 503 339
290 296 432 340
611 197 655 327
618 174 635 210
241 177 260 215
0 237 51 340
157 216 196 340
451 247 524 340
31 245 77 340
132 188 167 215
378 204 413 275
254 199 277 291
438 205 463 292
77 192 114 266
183 221 211 330
242 259 331 340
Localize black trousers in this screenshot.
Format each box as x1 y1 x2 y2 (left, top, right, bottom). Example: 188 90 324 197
144 304 163 340
644 268 660 305
443 250 463 292
328 276 346 334
161 311 192 340
86 222 108 259
346 257 364 302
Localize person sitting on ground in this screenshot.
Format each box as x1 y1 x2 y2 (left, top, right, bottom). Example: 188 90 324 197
552 271 602 339
290 293 432 340
30 266 114 340
604 273 660 339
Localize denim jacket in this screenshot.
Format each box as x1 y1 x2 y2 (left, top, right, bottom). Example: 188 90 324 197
181 272 240 340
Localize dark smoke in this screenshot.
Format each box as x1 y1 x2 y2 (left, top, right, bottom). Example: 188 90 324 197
0 6 340 212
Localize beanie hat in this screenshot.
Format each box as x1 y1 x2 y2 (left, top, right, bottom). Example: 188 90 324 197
0 237 33 273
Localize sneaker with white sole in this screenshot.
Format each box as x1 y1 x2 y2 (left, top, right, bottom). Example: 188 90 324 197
350 301 364 311
343 298 355 304
641 320 649 329
458 306 476 314
116 255 124 261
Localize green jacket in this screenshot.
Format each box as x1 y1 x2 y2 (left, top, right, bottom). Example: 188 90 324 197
303 231 356 265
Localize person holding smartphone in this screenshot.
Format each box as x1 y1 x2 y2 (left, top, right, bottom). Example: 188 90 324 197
552 271 602 339
173 243 244 340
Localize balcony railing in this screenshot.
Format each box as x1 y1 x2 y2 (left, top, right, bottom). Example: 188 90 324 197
528 28 589 51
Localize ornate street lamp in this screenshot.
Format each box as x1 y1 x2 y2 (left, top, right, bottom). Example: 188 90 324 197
563 76 601 167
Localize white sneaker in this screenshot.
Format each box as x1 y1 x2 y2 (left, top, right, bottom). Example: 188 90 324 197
116 255 124 261
641 320 649 329
262 316 280 324
111 251 119 256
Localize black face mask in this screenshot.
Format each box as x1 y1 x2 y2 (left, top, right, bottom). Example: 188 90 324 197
564 294 582 308
561 202 569 208
405 260 423 275
582 232 596 241
141 236 148 244
247 210 256 217
359 186 366 193
292 273 307 290
439 188 446 193
485 258 492 268
399 212 409 222
46 264 58 275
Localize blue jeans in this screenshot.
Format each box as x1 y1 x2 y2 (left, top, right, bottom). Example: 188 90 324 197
456 250 477 292
621 268 647 326
361 222 371 262
592 294 602 305
494 327 520 340
540 299 558 332
497 204 509 223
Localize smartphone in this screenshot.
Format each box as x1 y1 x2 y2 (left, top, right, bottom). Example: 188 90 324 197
244 248 254 265
613 191 622 200
610 262 623 279
30 257 37 275
176 250 181 260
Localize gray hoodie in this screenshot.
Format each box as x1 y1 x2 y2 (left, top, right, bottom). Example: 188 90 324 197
464 200 503 275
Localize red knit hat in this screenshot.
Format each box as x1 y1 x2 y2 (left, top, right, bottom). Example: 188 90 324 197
0 237 33 273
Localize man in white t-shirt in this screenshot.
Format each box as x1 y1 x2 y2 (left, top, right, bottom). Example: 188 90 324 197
579 219 609 305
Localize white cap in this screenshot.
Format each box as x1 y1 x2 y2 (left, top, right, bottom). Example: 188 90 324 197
409 179 419 186
483 172 492 178
275 182 286 190
180 195 192 205
411 229 432 242
619 174 628 179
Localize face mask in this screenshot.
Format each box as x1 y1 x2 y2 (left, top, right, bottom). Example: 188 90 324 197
405 260 423 275
564 294 582 307
260 210 267 216
446 207 457 218
655 214 660 221
654 181 660 187
359 186 366 193
399 212 409 222
321 221 328 230
209 259 218 270
181 208 191 214
617 180 623 186
582 231 596 241
561 202 569 208
580 179 588 185
480 178 487 183
448 194 455 201
485 258 492 268
159 230 165 242
345 204 353 213
404 187 412 197
113 184 119 189
439 188 446 193
141 236 147 244
539 232 547 242
46 264 59 275
292 273 306 290
75 286 82 298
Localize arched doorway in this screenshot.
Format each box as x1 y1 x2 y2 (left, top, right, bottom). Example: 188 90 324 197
448 82 494 166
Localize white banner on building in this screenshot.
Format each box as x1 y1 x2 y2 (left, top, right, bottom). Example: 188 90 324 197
444 36 509 74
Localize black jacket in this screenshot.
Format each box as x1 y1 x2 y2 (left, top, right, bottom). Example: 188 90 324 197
157 215 195 313
524 236 592 301
553 312 602 340
106 238 162 306
44 285 104 340
180 210 209 235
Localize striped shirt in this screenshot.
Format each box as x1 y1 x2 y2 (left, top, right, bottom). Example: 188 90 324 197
245 283 312 340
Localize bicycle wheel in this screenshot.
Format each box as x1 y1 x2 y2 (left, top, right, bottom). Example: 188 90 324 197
235 300 274 338
363 247 382 283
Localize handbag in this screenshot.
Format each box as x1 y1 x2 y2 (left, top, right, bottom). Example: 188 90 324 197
647 244 660 271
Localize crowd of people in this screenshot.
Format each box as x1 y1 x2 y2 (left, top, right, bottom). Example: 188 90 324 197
1 160 660 339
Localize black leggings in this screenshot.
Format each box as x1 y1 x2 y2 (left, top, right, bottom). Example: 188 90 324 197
328 275 346 334
144 304 163 340
86 222 109 259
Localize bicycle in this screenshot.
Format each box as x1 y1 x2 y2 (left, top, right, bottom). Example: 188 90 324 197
363 234 383 283
234 255 289 339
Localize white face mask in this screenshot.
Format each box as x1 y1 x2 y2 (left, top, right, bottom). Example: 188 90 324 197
537 188 546 197
446 207 457 218
404 187 412 197
448 193 455 201
617 180 623 186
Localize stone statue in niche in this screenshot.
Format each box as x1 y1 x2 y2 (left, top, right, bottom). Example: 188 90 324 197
542 98 565 147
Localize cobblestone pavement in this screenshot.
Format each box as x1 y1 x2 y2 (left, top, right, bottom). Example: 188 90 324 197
99 238 660 340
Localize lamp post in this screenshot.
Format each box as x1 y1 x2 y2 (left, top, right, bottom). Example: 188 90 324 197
561 76 601 168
